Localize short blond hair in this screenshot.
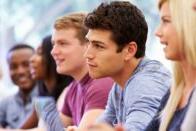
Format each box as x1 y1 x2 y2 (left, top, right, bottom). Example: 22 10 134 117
54 12 88 43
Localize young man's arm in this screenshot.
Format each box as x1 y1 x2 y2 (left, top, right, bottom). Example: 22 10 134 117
31 97 64 131
122 70 170 131
60 112 73 127
66 109 105 131
78 109 104 129
19 109 38 129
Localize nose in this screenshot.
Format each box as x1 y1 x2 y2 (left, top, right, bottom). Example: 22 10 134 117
29 54 35 64
155 25 162 38
51 44 58 58
17 65 27 75
84 44 94 60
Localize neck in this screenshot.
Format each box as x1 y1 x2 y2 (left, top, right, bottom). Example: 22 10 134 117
19 88 33 104
180 60 196 89
72 64 89 81
112 58 142 89
44 76 56 93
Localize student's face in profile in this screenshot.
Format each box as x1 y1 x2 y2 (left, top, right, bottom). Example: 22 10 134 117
85 29 127 79
155 2 183 61
7 48 35 90
51 28 87 76
30 46 46 80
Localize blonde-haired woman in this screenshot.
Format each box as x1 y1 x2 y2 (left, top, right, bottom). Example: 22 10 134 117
146 0 196 131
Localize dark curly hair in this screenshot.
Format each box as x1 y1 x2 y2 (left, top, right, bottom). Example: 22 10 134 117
84 1 148 58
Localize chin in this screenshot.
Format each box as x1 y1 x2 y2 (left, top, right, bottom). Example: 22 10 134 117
56 67 64 74
165 55 176 61
89 72 104 79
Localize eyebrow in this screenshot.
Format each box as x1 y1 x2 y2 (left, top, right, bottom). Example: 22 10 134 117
90 40 105 45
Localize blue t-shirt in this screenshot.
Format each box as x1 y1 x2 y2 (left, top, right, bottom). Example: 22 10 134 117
97 58 171 131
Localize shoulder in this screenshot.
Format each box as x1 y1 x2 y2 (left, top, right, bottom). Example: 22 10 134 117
0 94 16 108
127 59 171 92
139 59 171 77
64 81 76 97
84 78 114 99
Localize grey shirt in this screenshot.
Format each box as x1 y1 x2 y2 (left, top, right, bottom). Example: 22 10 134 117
181 88 196 131
0 86 38 128
97 58 171 131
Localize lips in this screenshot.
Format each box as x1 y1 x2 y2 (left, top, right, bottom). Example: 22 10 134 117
16 75 30 84
160 40 168 45
86 61 97 68
53 57 64 66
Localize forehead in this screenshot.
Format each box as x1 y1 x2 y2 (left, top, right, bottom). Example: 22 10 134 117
160 2 170 16
86 29 113 43
8 48 33 63
52 28 77 41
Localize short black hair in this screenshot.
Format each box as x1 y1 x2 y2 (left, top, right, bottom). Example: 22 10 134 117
7 43 34 61
8 43 34 53
84 1 148 58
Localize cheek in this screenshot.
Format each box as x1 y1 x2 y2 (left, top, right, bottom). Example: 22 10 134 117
10 73 18 83
37 67 45 76
61 49 71 57
10 70 16 77
100 54 121 68
163 27 171 38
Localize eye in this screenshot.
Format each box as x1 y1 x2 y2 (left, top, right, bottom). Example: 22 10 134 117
10 64 17 70
37 48 42 55
161 17 171 24
58 41 69 47
163 19 170 23
94 43 104 49
22 61 30 68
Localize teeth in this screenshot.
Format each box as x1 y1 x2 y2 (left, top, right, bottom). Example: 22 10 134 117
162 44 167 48
56 59 64 65
56 61 61 65
18 76 28 82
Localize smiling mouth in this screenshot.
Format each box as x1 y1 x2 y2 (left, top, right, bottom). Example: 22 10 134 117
17 76 29 83
87 62 97 67
55 59 64 65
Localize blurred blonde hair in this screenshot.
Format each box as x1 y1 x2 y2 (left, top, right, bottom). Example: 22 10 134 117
54 12 88 43
158 0 196 130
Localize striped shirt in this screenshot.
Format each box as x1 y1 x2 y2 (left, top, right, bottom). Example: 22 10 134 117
97 58 171 131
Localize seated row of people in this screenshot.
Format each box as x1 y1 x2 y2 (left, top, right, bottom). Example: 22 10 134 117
0 0 196 131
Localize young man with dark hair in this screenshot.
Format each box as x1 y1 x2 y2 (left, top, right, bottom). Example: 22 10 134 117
0 44 38 129
84 1 171 131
